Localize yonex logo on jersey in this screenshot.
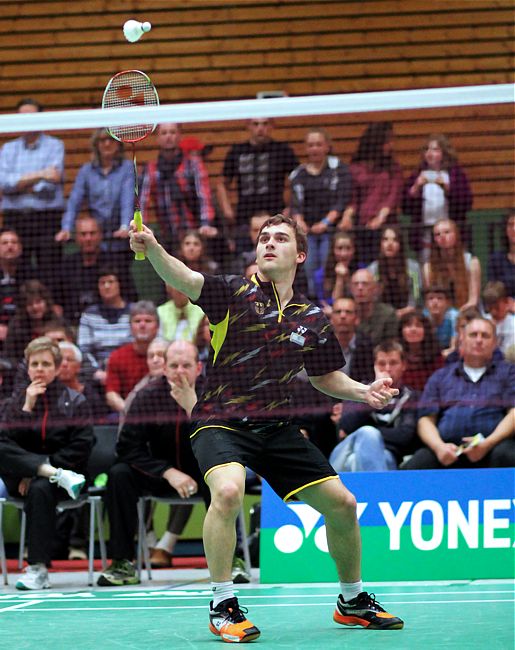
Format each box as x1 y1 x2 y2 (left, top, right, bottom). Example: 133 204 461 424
290 332 305 346
254 302 265 315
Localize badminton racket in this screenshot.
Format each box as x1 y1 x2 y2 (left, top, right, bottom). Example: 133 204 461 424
102 69 159 260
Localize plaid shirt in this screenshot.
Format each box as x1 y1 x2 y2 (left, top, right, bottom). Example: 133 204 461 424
0 134 65 212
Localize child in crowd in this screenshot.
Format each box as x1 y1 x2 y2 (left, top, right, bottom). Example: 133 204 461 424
422 285 458 351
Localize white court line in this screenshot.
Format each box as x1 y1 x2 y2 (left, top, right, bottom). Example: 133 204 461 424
0 600 42 613
3 599 513 613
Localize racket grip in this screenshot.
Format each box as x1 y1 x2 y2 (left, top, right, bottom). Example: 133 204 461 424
134 209 145 261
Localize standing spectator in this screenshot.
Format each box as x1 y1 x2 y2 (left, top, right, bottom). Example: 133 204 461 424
423 218 481 310
318 231 357 307
350 269 398 346
403 133 473 259
77 266 132 381
0 337 93 590
55 128 133 261
422 285 459 352
329 340 418 472
57 214 136 324
158 285 205 343
487 210 515 298
0 229 31 348
338 122 403 266
139 123 217 250
398 309 443 391
0 99 65 290
367 225 422 318
105 301 160 413
402 317 515 470
482 281 515 356
289 128 351 297
217 118 298 252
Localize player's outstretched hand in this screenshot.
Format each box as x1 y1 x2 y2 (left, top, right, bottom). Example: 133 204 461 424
129 221 158 255
365 377 399 410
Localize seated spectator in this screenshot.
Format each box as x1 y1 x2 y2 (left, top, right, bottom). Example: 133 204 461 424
422 218 481 310
317 231 357 307
403 133 473 260
289 127 351 297
3 279 62 366
482 281 514 356
367 225 423 318
157 284 205 343
105 301 160 413
399 309 443 391
0 337 93 590
444 305 486 363
0 228 31 349
329 340 419 472
338 121 403 266
402 317 515 470
487 211 515 298
55 128 133 261
330 297 374 383
57 214 137 324
350 269 398 346
177 229 218 274
422 285 458 351
230 211 271 276
97 340 204 586
77 266 132 382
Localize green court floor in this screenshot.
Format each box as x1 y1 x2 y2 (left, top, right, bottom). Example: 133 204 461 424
1 577 513 649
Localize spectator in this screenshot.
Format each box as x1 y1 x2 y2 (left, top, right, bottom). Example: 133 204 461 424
97 340 204 586
217 118 298 252
0 336 93 590
3 279 61 365
55 128 133 260
57 215 137 324
139 123 217 250
444 305 484 363
398 309 443 391
230 211 271 276
105 301 160 413
403 133 473 260
422 285 459 351
0 228 31 348
158 284 205 343
350 269 398 345
402 317 515 470
318 231 357 307
177 229 218 274
77 266 132 382
487 211 515 298
0 99 65 290
423 218 481 310
482 281 514 356
289 127 352 297
367 225 423 318
338 122 403 266
329 340 418 472
330 297 374 383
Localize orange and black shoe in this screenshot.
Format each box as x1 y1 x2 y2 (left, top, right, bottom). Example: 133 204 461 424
333 592 404 630
209 597 261 643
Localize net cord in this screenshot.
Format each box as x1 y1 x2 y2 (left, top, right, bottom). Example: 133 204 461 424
0 84 512 134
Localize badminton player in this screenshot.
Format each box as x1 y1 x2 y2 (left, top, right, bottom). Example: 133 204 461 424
130 214 404 642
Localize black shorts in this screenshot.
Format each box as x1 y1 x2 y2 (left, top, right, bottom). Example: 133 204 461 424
190 420 338 502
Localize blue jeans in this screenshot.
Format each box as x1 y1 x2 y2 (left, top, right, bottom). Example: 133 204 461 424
329 426 398 472
305 232 331 297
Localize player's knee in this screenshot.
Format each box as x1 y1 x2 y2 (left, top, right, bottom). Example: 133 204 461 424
211 480 243 514
329 489 357 524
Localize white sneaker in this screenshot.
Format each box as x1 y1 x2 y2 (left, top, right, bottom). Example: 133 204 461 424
15 563 50 590
49 468 85 499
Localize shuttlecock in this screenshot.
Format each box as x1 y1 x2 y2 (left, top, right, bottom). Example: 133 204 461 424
123 20 151 43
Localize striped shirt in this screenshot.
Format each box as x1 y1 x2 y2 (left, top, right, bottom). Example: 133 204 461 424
77 303 132 369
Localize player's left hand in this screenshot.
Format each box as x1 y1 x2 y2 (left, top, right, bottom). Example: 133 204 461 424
365 378 398 409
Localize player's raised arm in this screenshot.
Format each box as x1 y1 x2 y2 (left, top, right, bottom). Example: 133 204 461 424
129 221 204 301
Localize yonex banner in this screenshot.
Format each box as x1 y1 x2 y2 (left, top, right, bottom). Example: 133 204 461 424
260 468 515 582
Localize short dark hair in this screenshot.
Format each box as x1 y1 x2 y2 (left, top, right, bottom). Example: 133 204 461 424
423 284 451 299
482 281 508 308
373 339 405 361
16 98 43 112
257 214 308 258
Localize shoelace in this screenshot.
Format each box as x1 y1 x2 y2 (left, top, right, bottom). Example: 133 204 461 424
221 598 249 623
359 592 385 612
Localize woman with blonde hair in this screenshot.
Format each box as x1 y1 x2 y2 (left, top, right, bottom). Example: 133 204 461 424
423 218 481 310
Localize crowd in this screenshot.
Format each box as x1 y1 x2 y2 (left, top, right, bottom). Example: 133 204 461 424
0 98 513 591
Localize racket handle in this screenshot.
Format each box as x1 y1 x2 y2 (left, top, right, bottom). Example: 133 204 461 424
134 209 145 261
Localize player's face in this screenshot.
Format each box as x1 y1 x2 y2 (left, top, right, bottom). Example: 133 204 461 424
330 299 358 333
146 341 167 376
380 228 400 257
305 132 330 164
424 140 443 170
58 349 80 382
248 119 272 145
165 347 201 387
256 224 305 280
460 319 496 365
0 231 22 261
27 350 58 385
374 351 405 387
131 314 159 342
75 219 102 253
433 221 457 249
158 123 181 150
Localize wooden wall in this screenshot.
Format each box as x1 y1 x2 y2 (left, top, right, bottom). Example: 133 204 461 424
0 0 513 210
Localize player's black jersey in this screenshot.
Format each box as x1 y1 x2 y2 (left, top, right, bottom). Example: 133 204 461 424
191 273 345 423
